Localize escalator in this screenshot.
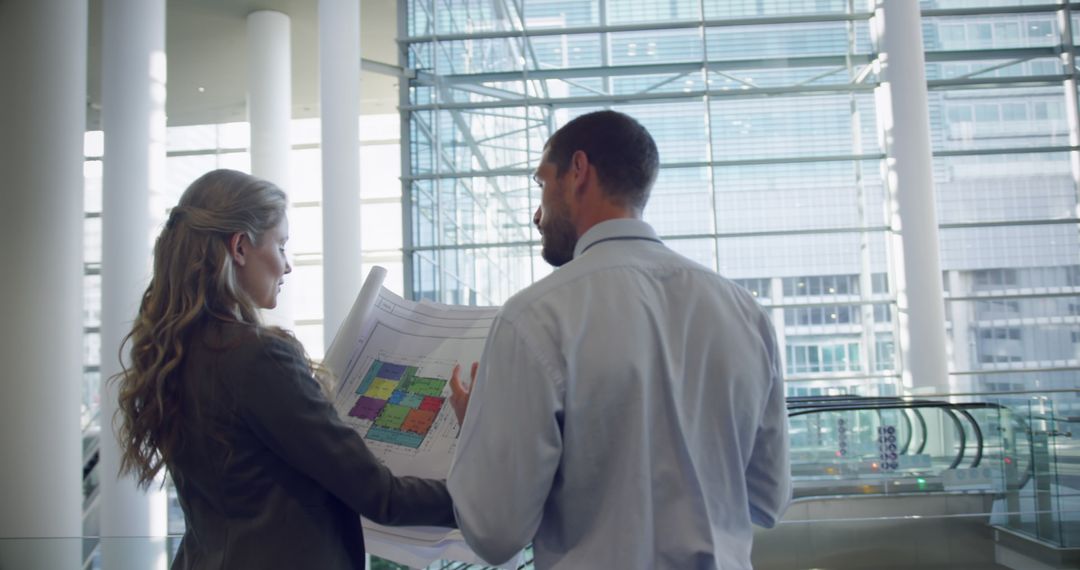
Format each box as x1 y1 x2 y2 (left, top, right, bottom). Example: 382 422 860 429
754 395 1078 569
785 395 1033 496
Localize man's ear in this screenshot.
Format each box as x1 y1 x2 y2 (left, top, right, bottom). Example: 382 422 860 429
228 232 248 266
569 150 590 196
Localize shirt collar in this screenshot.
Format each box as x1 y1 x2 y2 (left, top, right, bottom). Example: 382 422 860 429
573 218 661 259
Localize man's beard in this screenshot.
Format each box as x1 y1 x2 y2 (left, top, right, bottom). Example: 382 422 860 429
539 213 578 267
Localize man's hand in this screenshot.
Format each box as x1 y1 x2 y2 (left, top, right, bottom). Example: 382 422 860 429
450 361 479 426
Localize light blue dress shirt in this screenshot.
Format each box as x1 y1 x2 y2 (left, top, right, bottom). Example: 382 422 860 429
448 218 792 569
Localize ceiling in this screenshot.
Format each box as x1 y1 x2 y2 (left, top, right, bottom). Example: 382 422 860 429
87 0 401 129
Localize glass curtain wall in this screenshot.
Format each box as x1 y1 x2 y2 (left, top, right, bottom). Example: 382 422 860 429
401 0 1080 413
924 1 1080 411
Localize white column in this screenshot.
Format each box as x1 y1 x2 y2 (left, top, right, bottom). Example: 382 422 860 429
874 0 951 394
0 1 85 566
247 10 295 329
99 0 169 567
319 0 363 344
1059 4 1080 207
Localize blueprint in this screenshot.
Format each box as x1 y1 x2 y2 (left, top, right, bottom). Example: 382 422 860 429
322 267 510 567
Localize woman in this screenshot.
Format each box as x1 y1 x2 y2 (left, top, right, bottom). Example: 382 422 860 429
113 169 455 569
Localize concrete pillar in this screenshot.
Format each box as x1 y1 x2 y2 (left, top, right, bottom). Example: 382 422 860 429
873 0 951 394
0 1 85 566
247 10 295 329
319 0 363 344
99 0 169 567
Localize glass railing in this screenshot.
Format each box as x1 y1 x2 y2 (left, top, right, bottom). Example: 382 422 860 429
989 393 1078 549
785 390 1080 553
71 390 1078 569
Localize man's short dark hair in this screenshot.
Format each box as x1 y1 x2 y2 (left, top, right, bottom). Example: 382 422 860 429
545 110 659 211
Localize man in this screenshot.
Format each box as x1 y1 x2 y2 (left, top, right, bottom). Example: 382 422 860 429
447 110 791 569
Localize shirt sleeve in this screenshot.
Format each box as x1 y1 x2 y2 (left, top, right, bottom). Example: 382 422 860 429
227 334 456 528
745 318 793 528
447 315 564 565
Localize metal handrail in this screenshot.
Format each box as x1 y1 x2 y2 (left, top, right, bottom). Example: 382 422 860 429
787 397 1036 488
789 402 970 470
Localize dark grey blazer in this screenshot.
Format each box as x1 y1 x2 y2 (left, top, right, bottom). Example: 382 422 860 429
168 322 455 570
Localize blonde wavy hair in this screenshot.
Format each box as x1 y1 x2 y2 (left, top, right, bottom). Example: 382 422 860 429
113 169 318 489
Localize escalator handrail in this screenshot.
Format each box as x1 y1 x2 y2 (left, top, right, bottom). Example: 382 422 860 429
788 399 1020 466
941 407 968 470
956 408 984 468
911 407 929 455
788 402 971 471
899 407 914 456
788 401 1037 484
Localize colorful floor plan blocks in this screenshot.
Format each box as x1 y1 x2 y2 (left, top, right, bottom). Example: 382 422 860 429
352 360 452 449
402 409 437 435
348 396 386 421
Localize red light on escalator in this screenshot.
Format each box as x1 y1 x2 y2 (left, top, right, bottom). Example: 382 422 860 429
1004 457 1012 465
